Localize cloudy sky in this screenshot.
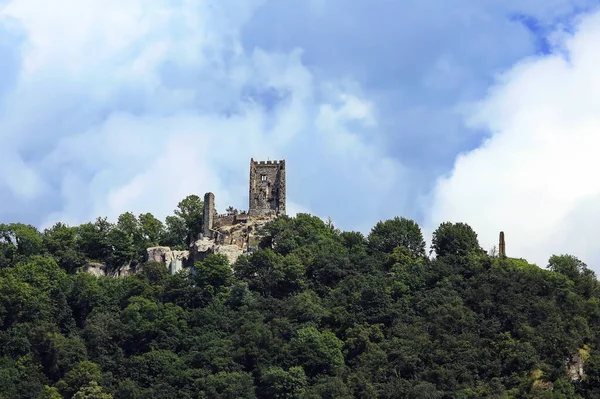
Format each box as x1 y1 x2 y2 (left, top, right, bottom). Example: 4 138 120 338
1 0 600 269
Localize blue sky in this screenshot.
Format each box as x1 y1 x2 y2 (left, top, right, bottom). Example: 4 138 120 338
1 0 600 268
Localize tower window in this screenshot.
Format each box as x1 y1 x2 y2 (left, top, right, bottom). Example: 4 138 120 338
261 175 267 181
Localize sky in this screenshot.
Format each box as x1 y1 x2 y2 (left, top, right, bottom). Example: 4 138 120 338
1 0 600 269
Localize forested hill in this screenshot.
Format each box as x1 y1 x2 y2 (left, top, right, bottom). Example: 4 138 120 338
1 204 600 398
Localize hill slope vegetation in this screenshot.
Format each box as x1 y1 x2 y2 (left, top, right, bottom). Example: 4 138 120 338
1 202 600 398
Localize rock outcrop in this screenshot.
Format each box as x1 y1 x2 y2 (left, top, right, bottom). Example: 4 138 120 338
190 237 245 266
82 262 107 277
81 261 141 278
566 348 588 382
146 246 189 264
116 262 140 278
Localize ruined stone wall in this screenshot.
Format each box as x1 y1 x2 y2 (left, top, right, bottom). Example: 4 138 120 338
213 215 235 228
203 192 215 238
213 213 251 229
249 159 286 217
190 213 276 265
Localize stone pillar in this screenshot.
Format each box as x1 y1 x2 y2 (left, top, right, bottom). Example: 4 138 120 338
499 231 506 258
278 160 286 216
203 192 215 239
249 158 255 215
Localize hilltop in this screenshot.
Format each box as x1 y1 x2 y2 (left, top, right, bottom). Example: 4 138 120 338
1 207 600 398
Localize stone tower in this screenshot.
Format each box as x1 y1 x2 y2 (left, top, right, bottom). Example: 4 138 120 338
203 192 215 238
249 158 286 217
499 231 506 258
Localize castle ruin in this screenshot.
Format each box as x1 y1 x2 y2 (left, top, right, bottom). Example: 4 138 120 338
190 158 285 265
143 159 286 273
202 158 286 239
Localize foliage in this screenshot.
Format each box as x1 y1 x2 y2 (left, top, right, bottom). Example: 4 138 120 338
431 221 480 257
1 202 600 398
173 194 204 246
368 216 426 257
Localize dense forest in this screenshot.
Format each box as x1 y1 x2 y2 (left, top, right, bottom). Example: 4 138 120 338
1 194 600 398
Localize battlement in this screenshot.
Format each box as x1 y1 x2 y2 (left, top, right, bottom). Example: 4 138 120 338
251 158 285 167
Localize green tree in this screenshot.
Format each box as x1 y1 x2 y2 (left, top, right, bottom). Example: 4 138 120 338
72 381 112 399
116 213 141 242
0 355 49 398
548 254 588 281
431 222 480 257
77 218 113 262
235 250 306 297
204 371 256 399
583 351 600 392
259 366 307 399
290 327 344 377
0 224 17 268
284 290 326 324
302 376 352 399
41 386 63 399
56 360 103 398
368 217 426 257
548 378 581 399
548 254 598 300
161 215 188 249
260 214 336 256
0 223 43 266
107 228 136 268
43 223 84 273
11 223 43 257
138 213 165 247
174 194 204 244
0 274 36 328
194 254 233 293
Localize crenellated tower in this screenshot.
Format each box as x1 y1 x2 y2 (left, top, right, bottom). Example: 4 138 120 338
248 158 286 217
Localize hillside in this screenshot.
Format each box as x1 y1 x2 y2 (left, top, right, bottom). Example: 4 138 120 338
1 198 600 398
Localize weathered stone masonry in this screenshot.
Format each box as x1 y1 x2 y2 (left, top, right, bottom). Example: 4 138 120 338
190 158 286 266
130 158 287 276
249 158 286 217
203 192 215 238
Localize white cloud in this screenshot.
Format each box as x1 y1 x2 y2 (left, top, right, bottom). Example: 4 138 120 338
426 8 600 269
2 0 600 253
0 0 405 234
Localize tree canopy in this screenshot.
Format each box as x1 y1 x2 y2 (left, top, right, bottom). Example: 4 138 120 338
1 198 599 398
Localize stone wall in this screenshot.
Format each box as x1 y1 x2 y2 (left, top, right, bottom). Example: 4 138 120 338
249 158 286 217
190 212 276 265
213 213 250 229
213 215 235 228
